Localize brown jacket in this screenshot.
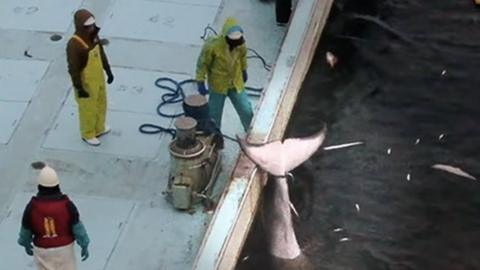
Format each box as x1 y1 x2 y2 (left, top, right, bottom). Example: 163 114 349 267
66 9 111 90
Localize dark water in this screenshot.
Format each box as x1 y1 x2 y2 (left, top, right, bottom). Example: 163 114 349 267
237 0 480 269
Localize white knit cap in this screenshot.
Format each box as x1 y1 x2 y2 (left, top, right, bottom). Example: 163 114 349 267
37 166 60 187
83 16 96 26
227 31 243 40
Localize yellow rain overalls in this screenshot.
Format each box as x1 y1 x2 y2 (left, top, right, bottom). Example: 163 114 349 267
71 35 107 140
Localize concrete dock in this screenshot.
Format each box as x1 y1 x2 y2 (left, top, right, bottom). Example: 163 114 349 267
0 0 332 269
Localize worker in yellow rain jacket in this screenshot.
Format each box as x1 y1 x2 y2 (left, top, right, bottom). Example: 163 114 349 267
195 17 254 132
66 9 114 146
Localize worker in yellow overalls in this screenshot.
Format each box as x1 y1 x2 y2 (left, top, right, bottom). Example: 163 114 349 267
66 9 114 146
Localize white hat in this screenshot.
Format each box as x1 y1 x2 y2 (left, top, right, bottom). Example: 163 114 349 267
227 31 243 40
83 16 96 26
37 166 60 187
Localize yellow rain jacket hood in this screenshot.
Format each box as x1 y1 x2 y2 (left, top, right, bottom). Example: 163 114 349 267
196 17 248 94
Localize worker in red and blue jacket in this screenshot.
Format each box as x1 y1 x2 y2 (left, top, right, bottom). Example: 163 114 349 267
18 163 89 270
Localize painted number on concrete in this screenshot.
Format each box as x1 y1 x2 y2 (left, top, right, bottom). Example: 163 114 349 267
13 6 39 15
148 14 175 28
115 85 144 95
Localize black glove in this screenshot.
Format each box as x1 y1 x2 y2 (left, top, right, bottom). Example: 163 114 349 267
81 246 89 261
106 72 114 84
77 87 89 98
197 81 208 95
242 70 248 83
24 245 33 256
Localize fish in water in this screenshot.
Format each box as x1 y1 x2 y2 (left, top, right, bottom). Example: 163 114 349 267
432 164 476 180
237 127 326 260
326 51 337 68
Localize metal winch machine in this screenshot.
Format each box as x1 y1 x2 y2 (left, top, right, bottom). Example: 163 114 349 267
167 95 222 210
